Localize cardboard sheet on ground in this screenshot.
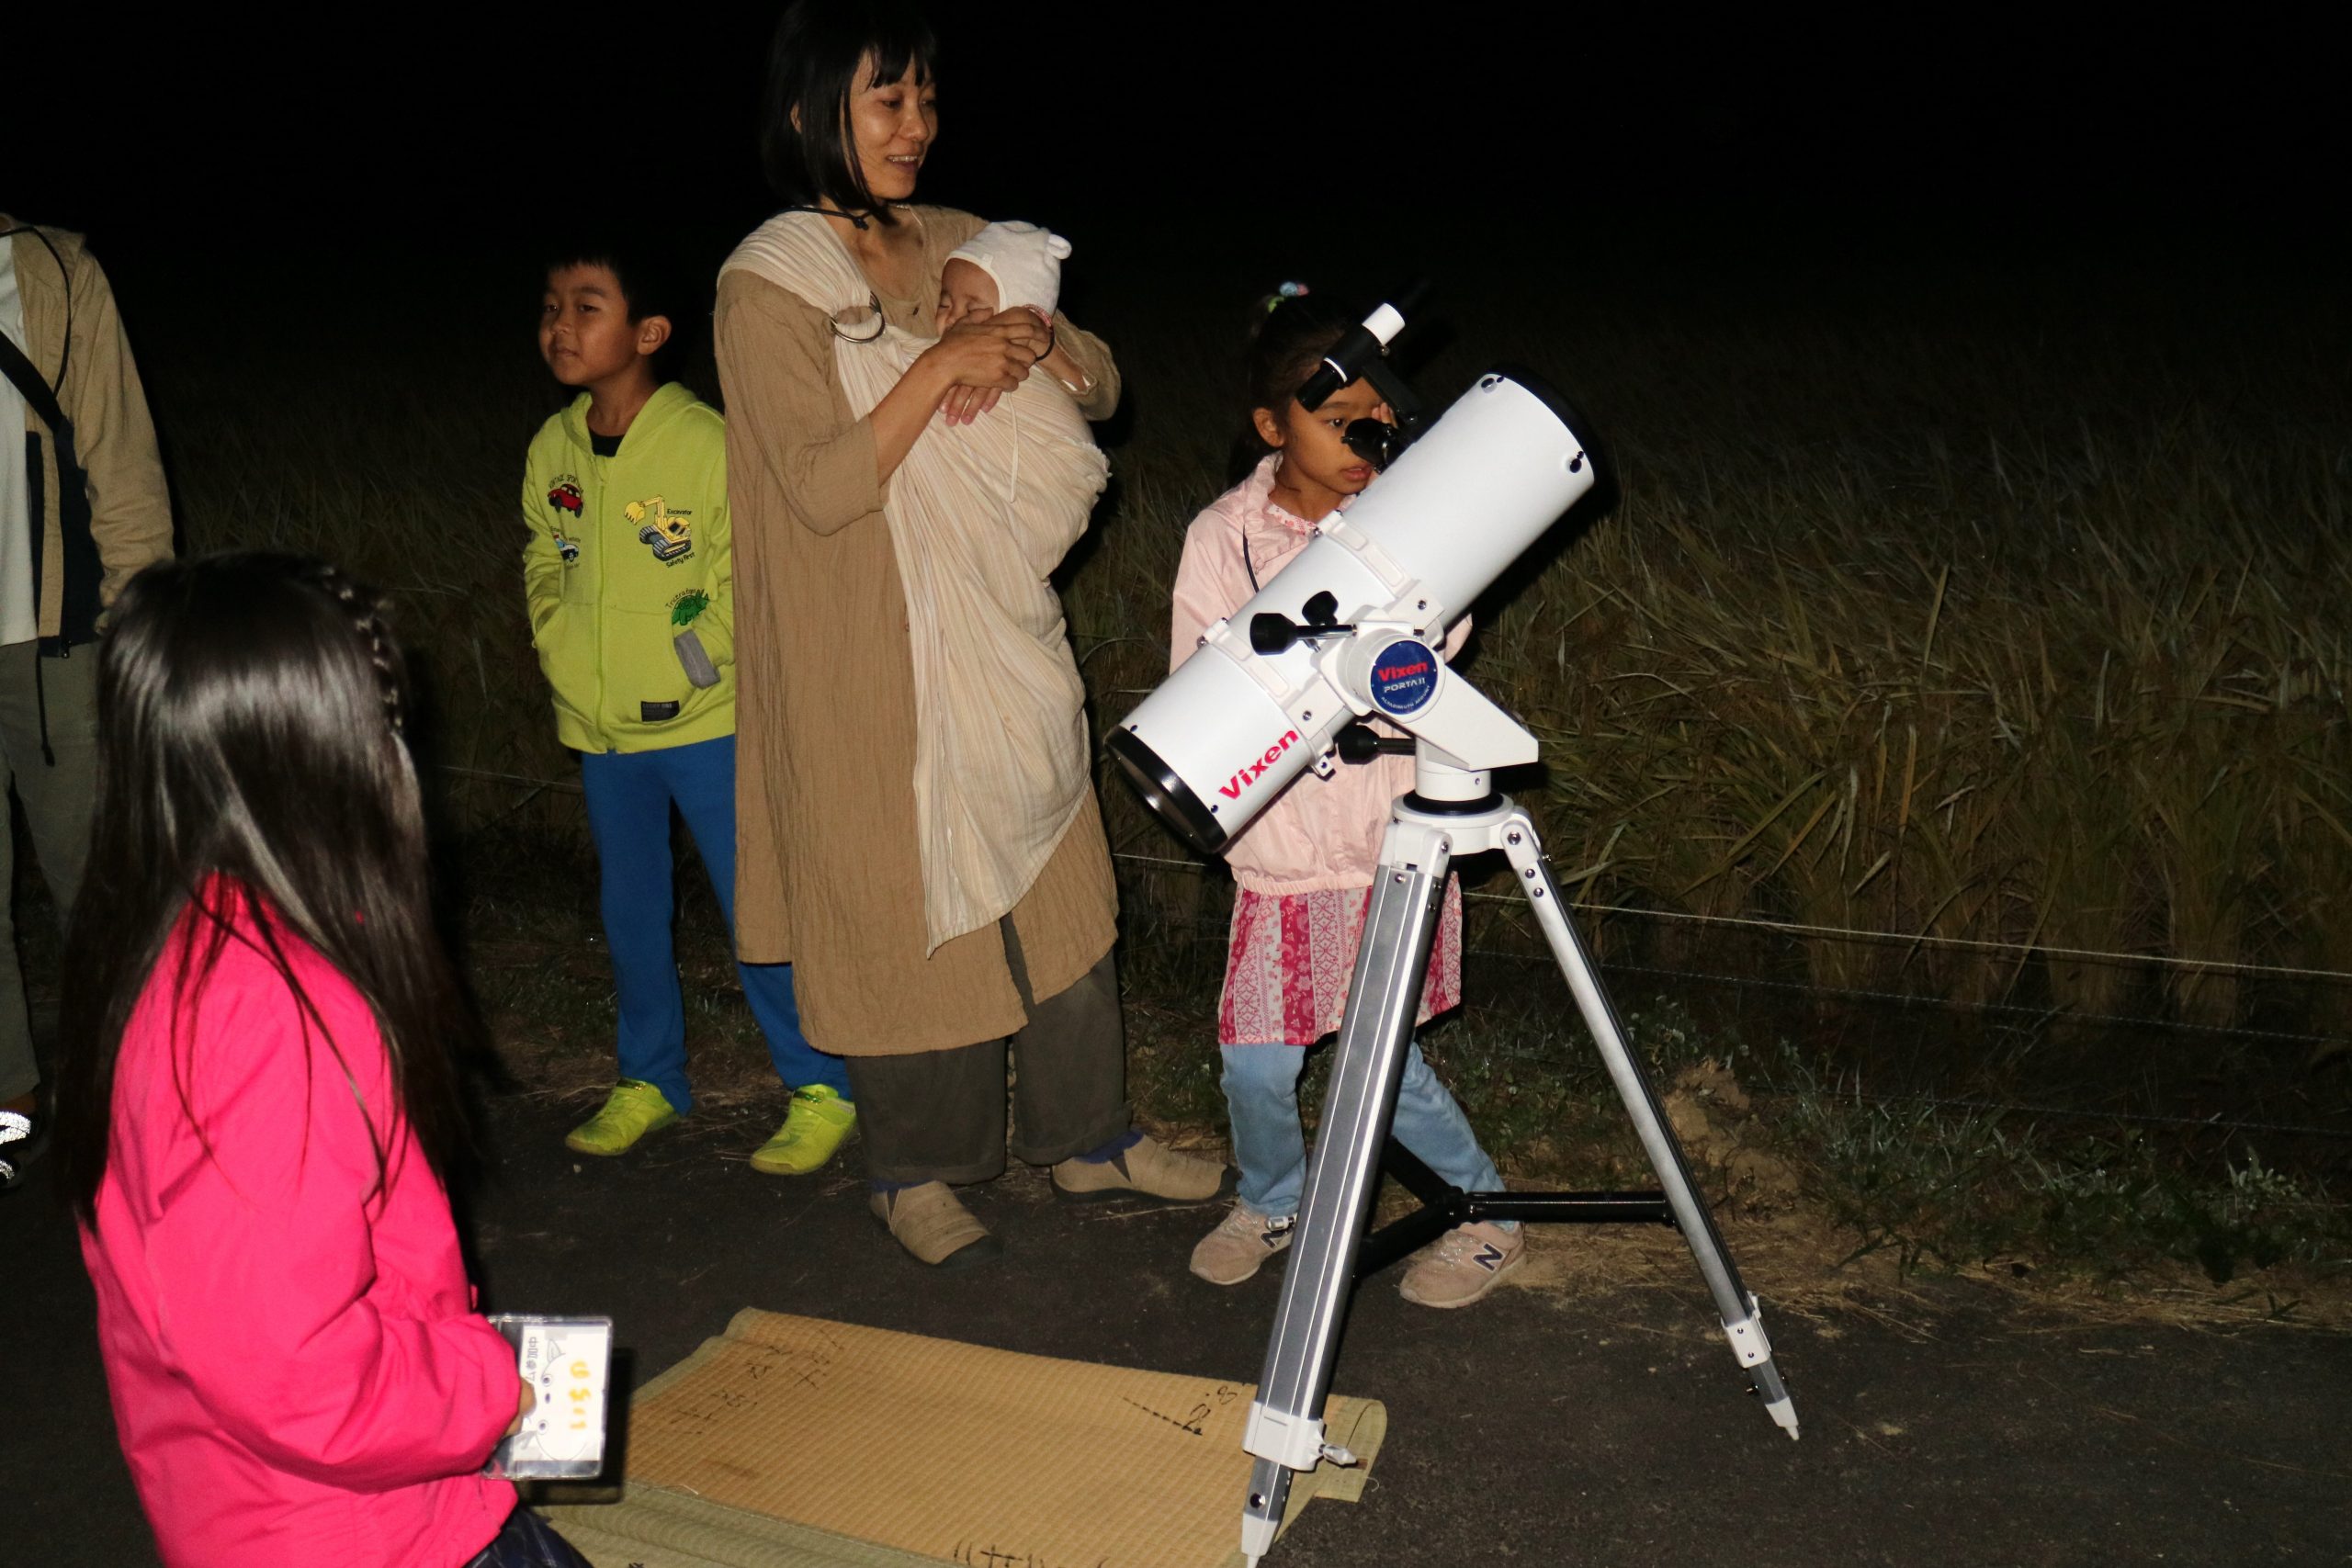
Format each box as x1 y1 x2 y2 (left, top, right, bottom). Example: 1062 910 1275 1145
543 1309 1385 1568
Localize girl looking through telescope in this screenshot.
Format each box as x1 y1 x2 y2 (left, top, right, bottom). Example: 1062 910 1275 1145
1170 288 1522 1306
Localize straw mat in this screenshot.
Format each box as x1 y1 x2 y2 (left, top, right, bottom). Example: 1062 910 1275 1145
542 1309 1386 1568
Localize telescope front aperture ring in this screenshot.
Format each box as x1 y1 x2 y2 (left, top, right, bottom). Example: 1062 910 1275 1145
1108 726 1229 857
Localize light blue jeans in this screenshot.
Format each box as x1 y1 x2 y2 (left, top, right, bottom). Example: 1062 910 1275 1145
1220 1041 1511 1225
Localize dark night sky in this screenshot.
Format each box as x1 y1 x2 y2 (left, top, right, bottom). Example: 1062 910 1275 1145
8 7 2341 329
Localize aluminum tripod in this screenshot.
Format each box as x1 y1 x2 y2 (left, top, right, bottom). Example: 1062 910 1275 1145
1238 755 1799 1565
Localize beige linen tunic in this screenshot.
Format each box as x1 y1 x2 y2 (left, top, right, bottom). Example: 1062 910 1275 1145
716 206 1123 1057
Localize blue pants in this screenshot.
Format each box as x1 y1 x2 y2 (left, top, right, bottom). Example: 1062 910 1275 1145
580 735 848 1114
1220 1040 1509 1224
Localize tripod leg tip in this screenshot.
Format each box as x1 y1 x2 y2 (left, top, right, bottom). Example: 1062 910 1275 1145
1241 1511 1279 1563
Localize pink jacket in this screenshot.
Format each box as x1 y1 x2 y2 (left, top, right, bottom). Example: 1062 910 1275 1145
1170 456 1468 896
78 885 516 1567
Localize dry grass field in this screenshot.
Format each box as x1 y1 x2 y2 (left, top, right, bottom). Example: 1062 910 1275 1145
110 232 2352 1289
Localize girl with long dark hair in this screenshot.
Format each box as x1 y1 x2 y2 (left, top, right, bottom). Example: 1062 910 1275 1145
56 554 587 1567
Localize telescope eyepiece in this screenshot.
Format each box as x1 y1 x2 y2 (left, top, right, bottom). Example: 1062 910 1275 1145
1344 418 1407 472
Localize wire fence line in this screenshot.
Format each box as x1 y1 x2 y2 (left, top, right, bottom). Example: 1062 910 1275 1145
1781 1086 2352 1146
1582 959 2352 1054
437 761 2352 1014
440 762 2351 1141
441 764 584 795
1109 845 2352 988
1123 902 2352 1058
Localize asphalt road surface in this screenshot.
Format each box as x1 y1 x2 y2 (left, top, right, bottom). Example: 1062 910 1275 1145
9 1089 2349 1566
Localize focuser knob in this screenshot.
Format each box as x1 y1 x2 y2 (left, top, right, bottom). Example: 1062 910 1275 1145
1250 592 1356 655
1333 721 1416 763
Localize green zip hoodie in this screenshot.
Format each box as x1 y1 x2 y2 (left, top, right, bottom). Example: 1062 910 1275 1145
520 382 736 753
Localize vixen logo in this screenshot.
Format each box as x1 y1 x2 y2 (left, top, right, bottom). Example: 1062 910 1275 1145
1370 637 1440 717
1217 728 1300 799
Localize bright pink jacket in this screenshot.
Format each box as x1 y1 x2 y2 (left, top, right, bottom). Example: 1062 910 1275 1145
1171 456 1469 895
78 885 516 1567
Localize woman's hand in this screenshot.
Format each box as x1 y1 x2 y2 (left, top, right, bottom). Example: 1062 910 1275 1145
868 308 1050 482
923 309 1051 427
506 1378 536 1438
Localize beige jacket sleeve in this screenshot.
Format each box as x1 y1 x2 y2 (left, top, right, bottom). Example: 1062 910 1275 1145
715 270 882 538
62 243 173 608
1048 318 1119 421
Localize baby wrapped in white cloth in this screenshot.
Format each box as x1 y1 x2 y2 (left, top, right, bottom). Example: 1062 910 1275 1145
721 216 1110 952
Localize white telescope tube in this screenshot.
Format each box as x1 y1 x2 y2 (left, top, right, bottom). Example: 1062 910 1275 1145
1108 367 1600 854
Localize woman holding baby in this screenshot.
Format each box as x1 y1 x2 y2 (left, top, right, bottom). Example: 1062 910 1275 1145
717 0 1219 1267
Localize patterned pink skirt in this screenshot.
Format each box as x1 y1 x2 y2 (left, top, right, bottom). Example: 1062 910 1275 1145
1217 877 1464 1046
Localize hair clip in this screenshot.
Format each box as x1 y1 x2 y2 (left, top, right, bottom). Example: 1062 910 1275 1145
1267 280 1309 312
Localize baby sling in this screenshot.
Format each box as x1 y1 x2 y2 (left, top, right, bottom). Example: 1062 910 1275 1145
723 212 1111 953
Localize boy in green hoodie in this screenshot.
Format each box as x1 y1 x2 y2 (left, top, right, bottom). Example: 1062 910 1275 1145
523 243 852 1168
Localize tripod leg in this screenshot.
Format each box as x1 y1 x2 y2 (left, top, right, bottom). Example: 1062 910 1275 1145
1497 811 1801 1441
1240 821 1453 1564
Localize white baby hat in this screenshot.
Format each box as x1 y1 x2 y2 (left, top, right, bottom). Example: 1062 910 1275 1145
944 220 1074 316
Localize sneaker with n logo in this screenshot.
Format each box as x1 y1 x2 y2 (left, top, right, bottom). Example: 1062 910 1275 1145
1398 1219 1525 1309
1189 1201 1297 1286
